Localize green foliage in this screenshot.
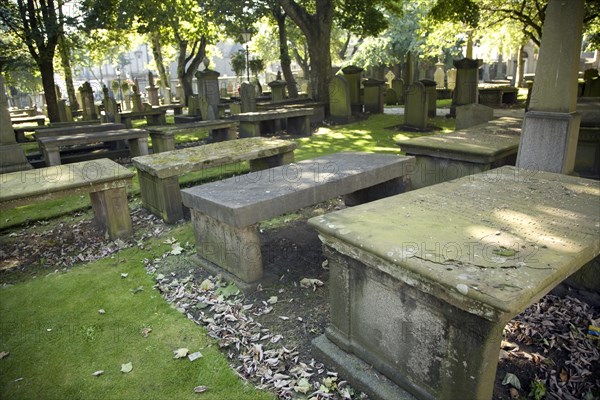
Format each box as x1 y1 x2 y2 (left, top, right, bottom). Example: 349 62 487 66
249 58 265 76
230 50 247 78
429 0 479 28
528 378 547 400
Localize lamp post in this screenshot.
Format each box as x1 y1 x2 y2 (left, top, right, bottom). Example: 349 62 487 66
116 66 123 109
241 31 252 83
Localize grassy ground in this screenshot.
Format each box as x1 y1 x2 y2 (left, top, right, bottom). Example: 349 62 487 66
0 225 273 400
1 113 454 399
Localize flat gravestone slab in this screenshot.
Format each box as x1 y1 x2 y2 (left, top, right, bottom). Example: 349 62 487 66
131 137 297 179
233 107 312 121
146 120 238 135
181 152 415 228
0 158 133 209
309 166 600 320
398 116 522 163
35 123 126 138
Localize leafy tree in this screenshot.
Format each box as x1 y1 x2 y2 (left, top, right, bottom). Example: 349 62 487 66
1 0 61 121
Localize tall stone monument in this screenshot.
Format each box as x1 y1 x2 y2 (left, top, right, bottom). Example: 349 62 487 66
131 78 143 112
434 61 445 89
517 0 585 174
450 58 482 116
447 68 457 90
268 71 287 102
342 65 364 114
0 75 33 173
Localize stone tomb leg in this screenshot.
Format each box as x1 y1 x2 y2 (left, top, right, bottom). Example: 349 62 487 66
286 114 311 136
90 186 133 239
137 171 183 224
128 137 149 157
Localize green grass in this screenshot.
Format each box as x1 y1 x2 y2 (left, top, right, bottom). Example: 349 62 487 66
0 225 273 400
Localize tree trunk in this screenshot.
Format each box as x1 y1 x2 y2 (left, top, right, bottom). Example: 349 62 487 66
274 8 298 98
39 57 60 122
151 31 169 92
57 34 80 112
292 47 310 79
278 0 333 104
176 37 207 105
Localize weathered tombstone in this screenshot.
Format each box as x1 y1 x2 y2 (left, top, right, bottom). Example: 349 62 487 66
434 62 445 89
230 102 241 115
131 79 143 112
385 70 395 88
450 58 482 116
163 87 172 105
187 95 200 116
392 78 404 105
582 76 600 97
342 65 364 114
328 75 352 123
517 0 585 174
268 72 287 102
385 88 398 105
240 82 256 113
196 66 221 120
363 78 386 114
404 82 428 130
447 68 457 90
175 84 184 103
57 99 72 122
0 75 33 173
420 79 437 117
78 81 97 120
455 103 494 130
146 71 159 106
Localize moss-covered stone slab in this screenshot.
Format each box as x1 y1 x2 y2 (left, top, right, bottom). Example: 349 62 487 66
308 166 600 400
0 159 134 239
146 120 239 152
232 108 313 137
132 137 297 179
35 123 126 138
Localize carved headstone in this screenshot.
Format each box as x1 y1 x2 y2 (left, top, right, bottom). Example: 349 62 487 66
328 75 351 123
420 79 437 118
363 78 385 114
434 62 445 89
196 69 221 120
404 82 428 130
342 65 364 113
240 82 256 113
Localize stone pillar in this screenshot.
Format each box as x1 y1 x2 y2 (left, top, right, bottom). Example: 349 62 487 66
517 0 585 174
196 68 221 120
342 65 364 114
450 58 482 116
0 75 33 173
146 71 159 106
363 78 385 114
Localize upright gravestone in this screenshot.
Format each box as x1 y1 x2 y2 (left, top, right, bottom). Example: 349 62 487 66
517 0 585 174
363 78 386 114
342 65 364 114
328 75 352 123
131 79 143 112
404 82 428 130
392 78 404 105
240 82 256 113
420 79 437 118
0 75 33 173
450 58 482 116
146 72 159 106
79 81 97 120
57 99 72 122
187 95 200 116
385 70 395 88
434 62 445 89
268 72 287 102
385 88 398 105
447 68 457 90
196 66 221 120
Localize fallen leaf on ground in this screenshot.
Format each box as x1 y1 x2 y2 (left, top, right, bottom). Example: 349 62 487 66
141 327 152 338
170 243 183 255
300 278 324 291
502 372 521 389
560 368 569 383
130 286 144 294
267 296 278 304
278 316 290 321
509 387 520 399
173 348 189 359
193 385 209 393
92 370 104 377
293 378 311 394
120 273 128 278
188 352 203 362
98 309 106 315
121 362 133 373
199 279 214 291
0 352 9 360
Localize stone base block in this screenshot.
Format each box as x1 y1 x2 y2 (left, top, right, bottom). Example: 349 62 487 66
138 171 183 224
312 335 417 400
0 144 33 173
90 186 133 239
517 111 581 174
191 210 263 283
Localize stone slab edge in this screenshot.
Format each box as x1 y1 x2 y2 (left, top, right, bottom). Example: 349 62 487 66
312 335 417 400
